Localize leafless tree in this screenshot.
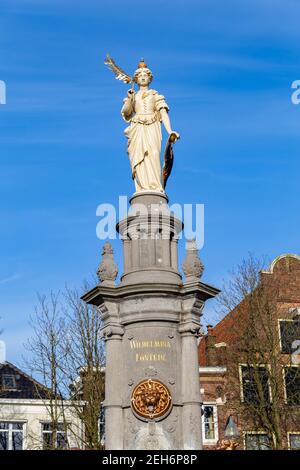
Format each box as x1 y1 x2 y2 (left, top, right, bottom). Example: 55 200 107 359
24 284 105 450
62 285 105 450
216 254 300 450
24 292 69 449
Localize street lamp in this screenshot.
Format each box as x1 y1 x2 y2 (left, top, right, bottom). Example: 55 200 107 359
225 416 240 439
218 416 240 450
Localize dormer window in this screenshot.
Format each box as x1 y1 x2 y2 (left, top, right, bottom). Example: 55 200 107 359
2 375 17 390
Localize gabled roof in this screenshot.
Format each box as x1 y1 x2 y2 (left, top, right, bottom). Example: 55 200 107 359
0 361 53 400
262 253 300 274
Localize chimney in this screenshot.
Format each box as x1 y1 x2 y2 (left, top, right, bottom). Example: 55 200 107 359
205 324 218 366
207 324 214 336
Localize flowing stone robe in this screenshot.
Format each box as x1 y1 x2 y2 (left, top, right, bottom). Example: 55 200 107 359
121 90 169 193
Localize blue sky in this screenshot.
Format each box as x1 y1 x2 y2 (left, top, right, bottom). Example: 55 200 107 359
0 0 299 365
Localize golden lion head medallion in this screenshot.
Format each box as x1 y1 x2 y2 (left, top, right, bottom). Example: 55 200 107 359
131 379 172 420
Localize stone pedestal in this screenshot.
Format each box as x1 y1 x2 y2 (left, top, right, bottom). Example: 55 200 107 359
82 192 219 450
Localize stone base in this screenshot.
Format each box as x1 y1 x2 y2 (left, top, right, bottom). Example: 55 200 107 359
82 191 220 450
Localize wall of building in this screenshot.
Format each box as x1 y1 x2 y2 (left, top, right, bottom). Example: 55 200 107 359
0 399 83 450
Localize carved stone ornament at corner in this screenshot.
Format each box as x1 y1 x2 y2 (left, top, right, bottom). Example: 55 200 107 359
178 322 201 336
182 239 204 281
97 242 118 285
165 411 178 434
102 325 124 339
144 366 158 378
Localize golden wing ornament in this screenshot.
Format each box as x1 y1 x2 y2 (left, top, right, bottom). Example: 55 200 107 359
104 54 133 84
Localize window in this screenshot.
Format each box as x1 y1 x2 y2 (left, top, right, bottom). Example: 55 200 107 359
1 375 17 390
240 365 271 404
244 432 271 450
288 433 300 450
279 320 300 354
284 366 300 405
41 423 68 450
202 405 218 444
0 422 24 450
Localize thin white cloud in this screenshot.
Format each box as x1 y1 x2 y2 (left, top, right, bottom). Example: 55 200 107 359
0 274 21 285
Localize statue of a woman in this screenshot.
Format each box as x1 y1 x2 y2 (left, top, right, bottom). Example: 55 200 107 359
120 60 179 193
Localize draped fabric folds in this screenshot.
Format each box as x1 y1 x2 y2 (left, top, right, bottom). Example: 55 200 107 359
122 90 169 193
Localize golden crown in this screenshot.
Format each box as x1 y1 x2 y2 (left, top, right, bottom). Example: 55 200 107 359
137 58 147 69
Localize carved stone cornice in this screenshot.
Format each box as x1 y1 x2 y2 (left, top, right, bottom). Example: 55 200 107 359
81 279 220 306
180 279 220 301
117 213 183 240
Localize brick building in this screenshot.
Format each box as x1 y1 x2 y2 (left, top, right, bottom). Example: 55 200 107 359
199 253 300 450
